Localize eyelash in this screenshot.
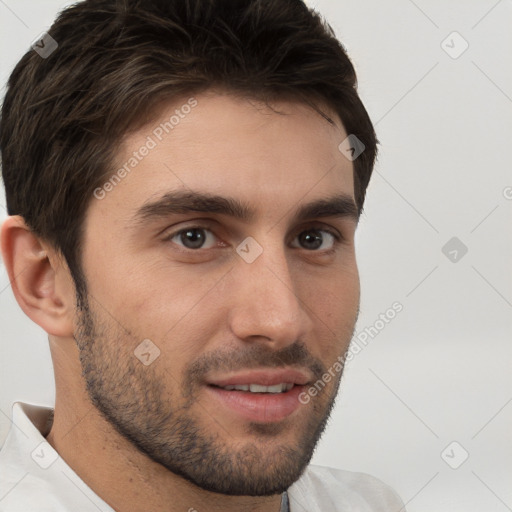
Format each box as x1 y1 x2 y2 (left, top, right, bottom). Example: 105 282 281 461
162 223 343 254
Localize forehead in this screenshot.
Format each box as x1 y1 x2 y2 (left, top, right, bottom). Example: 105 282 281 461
90 91 354 225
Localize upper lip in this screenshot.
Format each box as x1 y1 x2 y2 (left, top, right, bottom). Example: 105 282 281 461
206 368 311 387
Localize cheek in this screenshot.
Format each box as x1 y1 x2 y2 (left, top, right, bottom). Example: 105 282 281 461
108 272 228 380
301 264 360 330
298 266 359 371
83 248 216 338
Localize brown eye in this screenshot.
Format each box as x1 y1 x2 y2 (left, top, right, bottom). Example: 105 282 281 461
168 227 217 250
292 229 337 251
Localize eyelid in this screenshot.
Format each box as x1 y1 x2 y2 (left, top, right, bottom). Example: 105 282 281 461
289 225 341 252
162 220 346 251
162 223 224 249
293 222 343 242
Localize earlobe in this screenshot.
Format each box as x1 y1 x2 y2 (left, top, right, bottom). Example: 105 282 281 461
1 216 75 337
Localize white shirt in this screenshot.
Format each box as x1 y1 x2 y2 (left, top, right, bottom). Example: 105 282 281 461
0 402 406 511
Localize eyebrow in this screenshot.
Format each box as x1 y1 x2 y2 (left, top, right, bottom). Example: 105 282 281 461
132 190 359 227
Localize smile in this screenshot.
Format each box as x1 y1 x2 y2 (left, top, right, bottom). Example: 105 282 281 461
214 383 294 393
204 368 312 423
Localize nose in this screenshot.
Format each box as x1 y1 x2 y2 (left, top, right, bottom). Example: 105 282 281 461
227 242 313 348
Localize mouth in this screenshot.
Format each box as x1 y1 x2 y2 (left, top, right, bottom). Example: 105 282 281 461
204 368 311 423
211 382 295 393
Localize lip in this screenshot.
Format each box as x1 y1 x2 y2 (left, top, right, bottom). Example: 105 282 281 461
204 368 312 423
206 368 311 388
205 384 306 423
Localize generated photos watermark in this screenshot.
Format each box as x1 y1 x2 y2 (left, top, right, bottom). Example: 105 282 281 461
298 301 403 404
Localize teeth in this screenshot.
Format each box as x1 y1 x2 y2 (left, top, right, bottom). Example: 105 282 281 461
221 383 294 393
249 384 283 393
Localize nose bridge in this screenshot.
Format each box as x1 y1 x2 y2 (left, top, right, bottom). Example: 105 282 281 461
229 239 311 344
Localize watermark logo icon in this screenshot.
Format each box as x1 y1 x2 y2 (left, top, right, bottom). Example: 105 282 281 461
31 32 58 59
134 339 161 366
441 31 469 59
236 237 263 263
338 135 365 161
441 441 469 469
442 237 468 263
31 441 59 469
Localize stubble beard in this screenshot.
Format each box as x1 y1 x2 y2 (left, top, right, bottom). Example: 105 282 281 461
73 296 347 496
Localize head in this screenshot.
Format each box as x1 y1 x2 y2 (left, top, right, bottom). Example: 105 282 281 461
1 0 377 497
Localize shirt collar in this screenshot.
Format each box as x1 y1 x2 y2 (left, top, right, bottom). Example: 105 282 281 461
2 402 318 512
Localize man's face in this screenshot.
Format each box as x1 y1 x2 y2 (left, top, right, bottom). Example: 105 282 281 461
76 91 360 496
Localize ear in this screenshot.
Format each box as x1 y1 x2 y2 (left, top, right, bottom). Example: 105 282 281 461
1 216 75 337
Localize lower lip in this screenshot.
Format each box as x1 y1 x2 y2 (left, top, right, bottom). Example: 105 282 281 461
205 385 306 423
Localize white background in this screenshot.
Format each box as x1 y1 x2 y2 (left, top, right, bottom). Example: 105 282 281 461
1 1 511 511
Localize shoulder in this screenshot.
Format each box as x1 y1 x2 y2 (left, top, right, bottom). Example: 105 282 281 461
288 464 406 512
0 402 114 512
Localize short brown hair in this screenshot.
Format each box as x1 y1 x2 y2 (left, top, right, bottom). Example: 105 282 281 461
0 0 377 301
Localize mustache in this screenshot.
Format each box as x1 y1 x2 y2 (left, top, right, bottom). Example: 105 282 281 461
185 340 327 385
